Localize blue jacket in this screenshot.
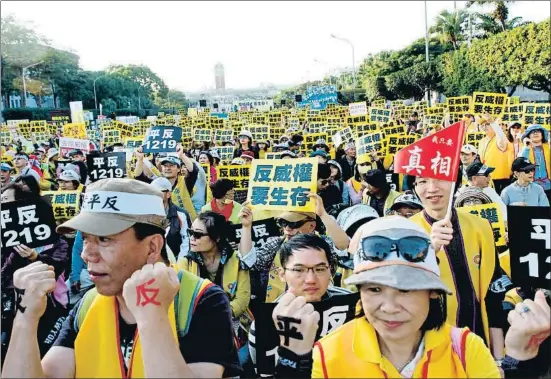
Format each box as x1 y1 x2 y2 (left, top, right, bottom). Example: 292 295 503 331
501 181 550 207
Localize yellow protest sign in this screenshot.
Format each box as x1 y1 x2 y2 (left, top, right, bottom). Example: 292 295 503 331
386 135 417 156
369 108 392 124
0 129 13 144
270 126 286 140
425 106 445 116
216 146 235 164
308 122 327 134
380 123 406 137
217 165 251 191
372 98 386 108
458 204 506 247
446 96 471 114
523 103 550 127
42 190 81 221
102 128 120 145
354 123 379 138
194 128 212 142
247 158 318 213
502 104 524 124
188 108 198 117
214 129 233 143
332 126 354 148
346 114 369 125
472 92 507 116
356 132 385 158
62 123 87 139
302 132 328 153
464 132 485 148
249 125 270 142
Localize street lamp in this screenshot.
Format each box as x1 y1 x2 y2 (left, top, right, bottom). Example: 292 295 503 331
93 74 106 110
330 34 356 101
22 61 43 107
424 1 431 106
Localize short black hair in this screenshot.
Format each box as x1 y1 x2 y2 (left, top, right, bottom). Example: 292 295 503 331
210 178 234 199
132 223 169 264
279 233 336 275
317 163 331 180
356 289 447 331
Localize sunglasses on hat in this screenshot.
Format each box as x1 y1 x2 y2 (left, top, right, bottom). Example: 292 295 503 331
358 236 430 263
276 218 313 229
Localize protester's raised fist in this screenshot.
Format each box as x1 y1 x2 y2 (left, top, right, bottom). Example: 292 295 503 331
123 262 179 324
12 261 56 322
430 216 453 252
272 289 320 356
238 201 253 227
505 290 551 361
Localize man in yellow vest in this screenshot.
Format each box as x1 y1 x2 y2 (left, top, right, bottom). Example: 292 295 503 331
361 168 401 217
409 176 514 365
2 178 241 378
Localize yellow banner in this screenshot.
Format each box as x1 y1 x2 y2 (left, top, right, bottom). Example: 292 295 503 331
380 123 406 137
458 204 506 247
386 135 418 156
217 165 251 191
523 103 550 126
356 131 385 158
465 132 485 148
472 92 507 116
214 129 233 143
194 128 212 142
42 190 81 221
302 132 328 153
62 123 87 139
502 104 524 124
248 125 270 142
369 108 392 124
247 158 318 212
354 123 379 137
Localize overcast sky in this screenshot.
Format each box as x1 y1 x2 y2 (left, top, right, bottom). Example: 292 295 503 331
4 1 550 92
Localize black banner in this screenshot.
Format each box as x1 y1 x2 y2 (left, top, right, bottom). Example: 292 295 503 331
227 218 281 252
252 292 359 376
1 198 58 248
508 206 550 289
143 126 182 153
87 152 126 182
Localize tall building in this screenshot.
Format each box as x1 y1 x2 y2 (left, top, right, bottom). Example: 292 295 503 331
214 63 225 90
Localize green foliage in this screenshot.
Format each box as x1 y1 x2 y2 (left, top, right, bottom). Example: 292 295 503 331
429 9 469 49
2 107 57 121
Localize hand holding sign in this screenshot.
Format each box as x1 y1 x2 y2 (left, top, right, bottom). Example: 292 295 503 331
430 216 453 252
12 262 56 323
272 289 320 356
123 262 179 325
238 201 253 228
505 290 551 361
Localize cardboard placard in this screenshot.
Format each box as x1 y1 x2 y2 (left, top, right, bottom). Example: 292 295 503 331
87 152 127 182
1 198 58 248
247 158 318 212
143 126 182 153
42 190 81 221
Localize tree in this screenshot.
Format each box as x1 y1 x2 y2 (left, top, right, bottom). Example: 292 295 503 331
429 9 468 49
472 11 527 39
107 64 168 100
466 19 550 94
467 1 515 32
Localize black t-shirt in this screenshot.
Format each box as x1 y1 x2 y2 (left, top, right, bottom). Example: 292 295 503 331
54 285 241 377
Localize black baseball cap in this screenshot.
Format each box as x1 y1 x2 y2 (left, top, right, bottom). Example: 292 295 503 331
512 157 536 172
466 162 495 178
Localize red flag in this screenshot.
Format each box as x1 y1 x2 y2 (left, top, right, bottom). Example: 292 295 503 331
394 121 466 181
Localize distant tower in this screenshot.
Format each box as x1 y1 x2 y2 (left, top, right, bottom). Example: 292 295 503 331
214 63 225 90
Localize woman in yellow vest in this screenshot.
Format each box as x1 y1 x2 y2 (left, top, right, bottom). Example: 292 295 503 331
312 217 500 378
201 179 243 224
177 211 250 319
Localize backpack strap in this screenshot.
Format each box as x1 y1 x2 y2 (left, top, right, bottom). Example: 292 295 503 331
175 270 214 338
450 327 469 371
74 287 99 332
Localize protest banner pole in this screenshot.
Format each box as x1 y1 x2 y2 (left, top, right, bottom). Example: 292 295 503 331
445 121 466 221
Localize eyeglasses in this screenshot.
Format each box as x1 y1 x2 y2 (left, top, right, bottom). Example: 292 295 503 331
276 218 312 229
358 236 430 263
284 265 330 277
187 230 209 239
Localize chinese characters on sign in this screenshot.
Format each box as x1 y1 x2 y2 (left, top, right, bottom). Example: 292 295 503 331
42 190 81 221
472 92 507 116
369 108 392 123
446 96 471 114
523 103 550 126
458 204 507 247
1 198 58 248
507 206 550 289
59 137 90 158
87 152 126 182
143 126 182 153
247 158 318 212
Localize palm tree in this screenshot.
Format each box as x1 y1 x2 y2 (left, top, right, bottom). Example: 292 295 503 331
466 1 515 32
429 9 468 50
473 11 527 38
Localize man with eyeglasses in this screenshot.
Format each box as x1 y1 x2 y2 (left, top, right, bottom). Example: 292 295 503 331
247 234 351 377
151 177 192 262
239 193 349 303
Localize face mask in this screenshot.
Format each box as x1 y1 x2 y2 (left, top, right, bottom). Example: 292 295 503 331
358 165 370 175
